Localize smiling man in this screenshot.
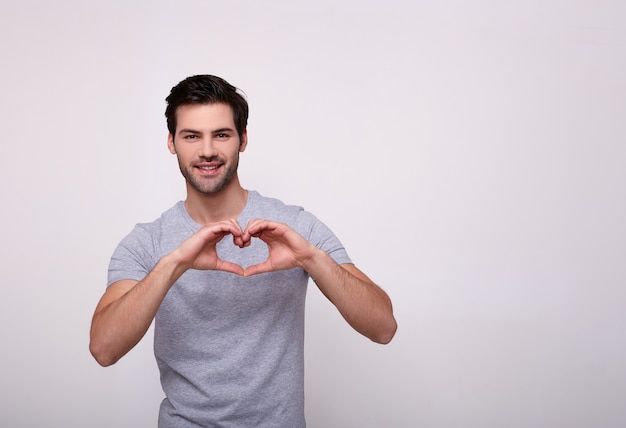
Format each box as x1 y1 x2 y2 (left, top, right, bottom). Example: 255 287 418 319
89 75 397 428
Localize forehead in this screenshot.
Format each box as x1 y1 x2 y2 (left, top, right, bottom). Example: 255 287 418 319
175 103 235 130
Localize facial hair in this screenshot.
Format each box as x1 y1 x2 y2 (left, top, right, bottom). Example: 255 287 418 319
178 153 240 195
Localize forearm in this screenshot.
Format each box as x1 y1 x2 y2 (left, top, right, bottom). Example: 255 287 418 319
89 254 186 366
302 248 397 344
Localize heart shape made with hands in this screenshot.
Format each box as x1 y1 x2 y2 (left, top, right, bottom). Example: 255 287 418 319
188 219 314 278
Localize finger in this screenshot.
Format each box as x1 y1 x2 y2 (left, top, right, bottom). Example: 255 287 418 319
199 221 243 243
241 218 260 240
221 219 244 237
243 261 273 277
245 219 278 238
232 234 245 248
226 218 244 235
215 260 245 276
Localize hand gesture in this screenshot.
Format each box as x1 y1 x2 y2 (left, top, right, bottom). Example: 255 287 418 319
172 219 246 275
242 219 315 276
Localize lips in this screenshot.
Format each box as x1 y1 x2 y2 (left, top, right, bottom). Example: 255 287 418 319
194 162 223 175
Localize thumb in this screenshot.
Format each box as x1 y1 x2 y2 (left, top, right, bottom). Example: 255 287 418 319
215 260 245 276
243 261 273 277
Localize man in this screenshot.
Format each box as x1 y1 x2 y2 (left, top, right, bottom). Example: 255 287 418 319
90 75 397 427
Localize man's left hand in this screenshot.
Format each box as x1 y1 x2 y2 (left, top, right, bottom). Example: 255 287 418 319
242 219 316 276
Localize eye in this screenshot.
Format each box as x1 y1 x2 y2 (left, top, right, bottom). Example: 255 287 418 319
183 134 199 140
216 133 229 139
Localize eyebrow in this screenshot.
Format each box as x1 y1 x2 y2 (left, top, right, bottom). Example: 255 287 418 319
212 127 236 135
177 127 236 135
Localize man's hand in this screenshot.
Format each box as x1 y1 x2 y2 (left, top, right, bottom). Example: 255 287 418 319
171 219 247 275
241 218 397 343
90 219 248 366
242 219 316 276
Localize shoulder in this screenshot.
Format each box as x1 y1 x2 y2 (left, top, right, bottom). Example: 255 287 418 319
247 191 305 223
118 202 188 250
246 190 329 237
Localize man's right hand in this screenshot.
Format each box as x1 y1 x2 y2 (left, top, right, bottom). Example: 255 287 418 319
90 219 246 366
170 219 246 275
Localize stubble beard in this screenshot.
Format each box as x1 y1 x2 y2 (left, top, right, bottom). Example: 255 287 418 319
178 154 240 195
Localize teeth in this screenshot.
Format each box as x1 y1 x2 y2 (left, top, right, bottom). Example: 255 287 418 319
199 165 218 170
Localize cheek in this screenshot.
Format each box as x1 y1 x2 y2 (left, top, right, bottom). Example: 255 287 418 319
226 144 242 157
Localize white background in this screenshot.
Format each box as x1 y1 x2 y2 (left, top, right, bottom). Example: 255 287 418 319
1 1 625 427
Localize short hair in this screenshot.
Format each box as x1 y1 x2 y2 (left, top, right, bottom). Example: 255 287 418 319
165 75 249 138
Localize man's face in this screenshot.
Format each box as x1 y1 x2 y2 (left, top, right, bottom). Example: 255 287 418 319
168 103 247 195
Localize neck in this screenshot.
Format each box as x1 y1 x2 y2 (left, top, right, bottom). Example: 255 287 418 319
184 176 248 225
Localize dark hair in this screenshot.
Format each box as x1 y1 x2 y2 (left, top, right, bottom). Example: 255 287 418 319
165 75 249 138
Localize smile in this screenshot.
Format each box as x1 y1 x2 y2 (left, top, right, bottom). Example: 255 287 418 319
194 162 223 176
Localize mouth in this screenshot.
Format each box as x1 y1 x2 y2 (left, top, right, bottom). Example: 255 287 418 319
194 162 223 175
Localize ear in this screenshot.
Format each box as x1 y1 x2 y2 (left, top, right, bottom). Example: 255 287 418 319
239 130 248 153
167 133 176 154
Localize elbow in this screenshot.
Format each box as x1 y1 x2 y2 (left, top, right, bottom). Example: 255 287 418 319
90 347 118 367
372 298 398 344
372 317 397 345
89 338 120 367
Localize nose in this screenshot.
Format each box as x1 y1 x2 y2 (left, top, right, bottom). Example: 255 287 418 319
198 137 218 159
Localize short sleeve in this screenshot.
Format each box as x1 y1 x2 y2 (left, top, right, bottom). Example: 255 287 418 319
295 210 352 265
107 224 158 287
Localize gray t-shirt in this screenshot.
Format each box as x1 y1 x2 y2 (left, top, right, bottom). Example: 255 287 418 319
108 191 351 427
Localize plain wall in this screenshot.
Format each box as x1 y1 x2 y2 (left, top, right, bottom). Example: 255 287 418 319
1 1 625 427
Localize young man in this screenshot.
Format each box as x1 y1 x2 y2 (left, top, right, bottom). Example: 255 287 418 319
90 75 397 427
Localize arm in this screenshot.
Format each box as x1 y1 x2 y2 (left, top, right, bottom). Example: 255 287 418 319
307 255 396 344
243 219 397 344
89 220 245 367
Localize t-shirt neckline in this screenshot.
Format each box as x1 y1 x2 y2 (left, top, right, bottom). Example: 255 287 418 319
177 190 258 232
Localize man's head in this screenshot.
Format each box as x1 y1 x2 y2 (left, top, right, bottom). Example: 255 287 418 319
165 75 249 140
